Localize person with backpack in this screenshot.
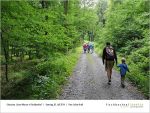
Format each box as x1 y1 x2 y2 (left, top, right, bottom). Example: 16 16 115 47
89 42 94 54
102 42 117 85
117 58 130 88
83 43 87 53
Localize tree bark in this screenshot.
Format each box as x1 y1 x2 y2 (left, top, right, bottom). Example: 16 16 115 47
41 0 46 8
64 0 69 15
1 32 9 82
28 50 32 60
40 0 48 8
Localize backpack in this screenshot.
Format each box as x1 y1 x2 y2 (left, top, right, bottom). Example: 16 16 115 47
106 46 115 60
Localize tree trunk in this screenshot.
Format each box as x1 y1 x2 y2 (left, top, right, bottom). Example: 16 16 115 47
41 0 45 8
35 46 40 58
63 0 69 28
40 0 48 8
28 50 32 60
1 32 9 82
10 46 13 61
20 49 24 62
64 0 69 15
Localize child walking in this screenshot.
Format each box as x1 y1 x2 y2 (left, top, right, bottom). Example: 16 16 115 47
117 58 129 88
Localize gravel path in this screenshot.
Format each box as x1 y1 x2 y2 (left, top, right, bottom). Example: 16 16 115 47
59 52 146 100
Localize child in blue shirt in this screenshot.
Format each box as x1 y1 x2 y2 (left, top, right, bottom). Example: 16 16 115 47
117 58 130 88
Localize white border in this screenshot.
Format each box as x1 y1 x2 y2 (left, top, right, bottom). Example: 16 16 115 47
0 100 150 113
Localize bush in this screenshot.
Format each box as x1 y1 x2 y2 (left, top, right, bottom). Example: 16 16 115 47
31 47 81 99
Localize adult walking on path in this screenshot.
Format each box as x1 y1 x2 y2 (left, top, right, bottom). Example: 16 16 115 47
89 42 94 54
83 43 87 53
102 42 117 85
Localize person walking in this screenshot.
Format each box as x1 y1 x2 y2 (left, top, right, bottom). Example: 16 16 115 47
117 58 130 88
89 42 94 54
102 42 117 85
87 42 90 53
83 43 87 53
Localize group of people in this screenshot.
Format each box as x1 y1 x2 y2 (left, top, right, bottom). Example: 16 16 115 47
82 41 129 88
83 42 94 54
102 42 129 88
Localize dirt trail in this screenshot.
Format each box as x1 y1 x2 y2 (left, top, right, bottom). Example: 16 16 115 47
59 52 146 100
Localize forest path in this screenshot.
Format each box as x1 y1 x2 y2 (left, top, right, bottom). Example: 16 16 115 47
59 52 145 100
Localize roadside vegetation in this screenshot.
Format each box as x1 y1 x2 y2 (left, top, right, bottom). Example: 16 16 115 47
95 0 149 98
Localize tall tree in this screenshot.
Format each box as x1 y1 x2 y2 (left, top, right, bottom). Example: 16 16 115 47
64 0 69 15
1 32 9 82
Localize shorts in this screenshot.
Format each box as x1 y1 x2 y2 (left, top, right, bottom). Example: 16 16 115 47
105 60 114 71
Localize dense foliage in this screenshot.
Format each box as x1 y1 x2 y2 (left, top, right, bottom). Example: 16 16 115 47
96 0 149 98
1 0 149 99
1 0 96 99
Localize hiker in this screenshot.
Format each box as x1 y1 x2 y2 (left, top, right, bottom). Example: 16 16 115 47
117 58 130 88
89 42 94 53
87 42 90 53
102 42 117 85
83 43 87 53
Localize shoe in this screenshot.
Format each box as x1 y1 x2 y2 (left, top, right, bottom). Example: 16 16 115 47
121 84 125 88
108 82 111 85
109 79 111 82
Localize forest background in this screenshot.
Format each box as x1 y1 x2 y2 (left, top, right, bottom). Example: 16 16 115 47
1 0 149 99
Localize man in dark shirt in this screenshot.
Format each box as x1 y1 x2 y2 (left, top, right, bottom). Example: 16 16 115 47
102 42 117 85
